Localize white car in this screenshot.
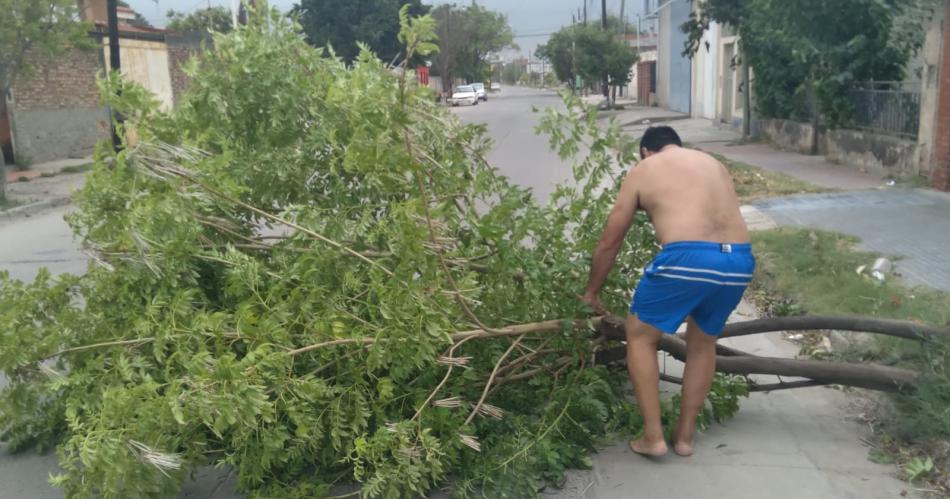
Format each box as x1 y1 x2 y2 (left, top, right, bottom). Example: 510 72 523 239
490 82 501 92
471 82 488 101
449 85 479 106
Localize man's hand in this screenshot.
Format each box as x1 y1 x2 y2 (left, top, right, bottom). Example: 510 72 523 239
580 292 607 315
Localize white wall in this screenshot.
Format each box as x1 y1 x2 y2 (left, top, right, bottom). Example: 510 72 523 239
656 6 671 108
103 39 175 111
691 20 719 119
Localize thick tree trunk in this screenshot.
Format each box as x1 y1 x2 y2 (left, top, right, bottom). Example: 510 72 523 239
593 315 924 393
721 315 947 342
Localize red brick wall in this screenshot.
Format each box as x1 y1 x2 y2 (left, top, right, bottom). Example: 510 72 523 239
933 0 950 191
11 47 104 111
168 45 197 105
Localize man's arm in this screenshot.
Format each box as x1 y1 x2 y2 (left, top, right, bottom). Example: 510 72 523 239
582 169 640 310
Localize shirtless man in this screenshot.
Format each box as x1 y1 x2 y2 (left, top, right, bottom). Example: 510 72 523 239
582 126 754 457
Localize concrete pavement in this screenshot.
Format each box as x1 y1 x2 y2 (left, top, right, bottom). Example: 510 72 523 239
0 88 916 498
700 142 886 191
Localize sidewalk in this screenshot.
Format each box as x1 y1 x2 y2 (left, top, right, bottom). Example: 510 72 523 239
699 142 886 191
1 158 89 219
548 301 917 499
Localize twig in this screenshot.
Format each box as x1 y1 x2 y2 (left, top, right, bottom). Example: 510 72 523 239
41 338 155 361
287 338 377 357
412 335 480 421
325 491 361 499
495 356 573 385
464 335 525 425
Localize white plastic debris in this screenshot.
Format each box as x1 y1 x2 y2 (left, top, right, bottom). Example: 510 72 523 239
870 257 893 281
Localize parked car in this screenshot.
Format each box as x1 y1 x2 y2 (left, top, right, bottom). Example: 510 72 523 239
490 82 501 92
470 82 488 101
449 85 479 106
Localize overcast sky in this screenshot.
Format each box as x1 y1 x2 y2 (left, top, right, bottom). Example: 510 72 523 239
124 0 648 56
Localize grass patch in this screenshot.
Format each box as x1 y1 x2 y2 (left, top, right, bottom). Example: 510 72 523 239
750 227 950 494
710 153 832 203
59 163 92 174
750 228 950 324
0 197 21 211
16 176 30 182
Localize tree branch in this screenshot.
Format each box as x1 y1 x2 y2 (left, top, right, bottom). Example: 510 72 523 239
720 315 948 342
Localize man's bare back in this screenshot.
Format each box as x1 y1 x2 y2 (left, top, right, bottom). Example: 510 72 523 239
628 145 749 245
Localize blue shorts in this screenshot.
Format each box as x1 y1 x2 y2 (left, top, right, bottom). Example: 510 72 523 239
630 241 755 336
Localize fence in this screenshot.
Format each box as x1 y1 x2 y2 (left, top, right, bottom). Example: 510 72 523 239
847 81 920 139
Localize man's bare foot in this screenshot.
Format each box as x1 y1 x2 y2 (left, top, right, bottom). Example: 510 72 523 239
629 437 668 457
671 427 695 456
673 440 694 457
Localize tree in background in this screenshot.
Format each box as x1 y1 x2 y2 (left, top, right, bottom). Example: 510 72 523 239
536 24 637 104
430 3 515 93
167 6 234 33
0 0 91 203
453 4 516 83
682 0 940 141
292 0 429 63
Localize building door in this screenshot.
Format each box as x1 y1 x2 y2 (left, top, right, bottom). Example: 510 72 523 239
721 42 735 123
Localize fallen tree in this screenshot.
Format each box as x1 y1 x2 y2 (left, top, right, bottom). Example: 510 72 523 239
0 6 946 499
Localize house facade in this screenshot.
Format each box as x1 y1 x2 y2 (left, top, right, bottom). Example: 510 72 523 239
650 0 950 190
1 1 206 165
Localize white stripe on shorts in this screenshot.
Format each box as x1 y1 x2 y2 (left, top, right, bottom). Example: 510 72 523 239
656 265 754 278
653 272 750 286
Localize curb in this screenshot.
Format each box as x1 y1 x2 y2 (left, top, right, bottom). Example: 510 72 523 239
0 196 72 221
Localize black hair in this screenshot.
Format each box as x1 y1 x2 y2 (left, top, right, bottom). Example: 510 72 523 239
639 126 682 153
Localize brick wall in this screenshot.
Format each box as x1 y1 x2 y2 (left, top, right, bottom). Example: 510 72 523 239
11 47 104 111
9 46 110 163
166 33 211 105
167 45 196 105
933 0 950 191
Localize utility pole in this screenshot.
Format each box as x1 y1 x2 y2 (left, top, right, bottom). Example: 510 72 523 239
583 1 587 25
620 0 626 98
601 0 609 100
106 0 122 151
620 0 626 36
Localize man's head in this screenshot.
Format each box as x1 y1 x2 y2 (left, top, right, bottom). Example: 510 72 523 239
639 126 683 159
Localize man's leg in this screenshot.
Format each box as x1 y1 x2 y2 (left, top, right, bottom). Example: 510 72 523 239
625 314 668 456
674 317 718 456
